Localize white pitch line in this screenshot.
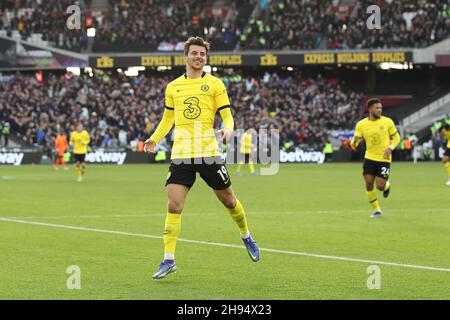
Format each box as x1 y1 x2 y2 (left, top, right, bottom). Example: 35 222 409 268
0 217 449 273
1 207 449 220
0 210 343 220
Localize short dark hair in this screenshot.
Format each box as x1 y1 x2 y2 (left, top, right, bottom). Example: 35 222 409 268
444 123 450 130
184 36 210 56
367 98 381 110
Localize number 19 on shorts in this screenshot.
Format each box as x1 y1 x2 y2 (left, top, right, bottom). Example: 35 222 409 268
217 166 229 183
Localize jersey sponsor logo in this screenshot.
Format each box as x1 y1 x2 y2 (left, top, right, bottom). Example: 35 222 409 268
201 84 209 92
183 97 201 119
0 152 24 165
85 150 127 165
369 133 381 145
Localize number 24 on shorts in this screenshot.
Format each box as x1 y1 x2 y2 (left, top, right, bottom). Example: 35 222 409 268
381 167 390 176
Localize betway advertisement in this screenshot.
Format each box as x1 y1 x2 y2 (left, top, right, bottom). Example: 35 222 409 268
1 149 326 165
0 149 155 165
0 152 24 165
279 148 325 164
0 151 43 165
85 149 128 165
83 149 155 164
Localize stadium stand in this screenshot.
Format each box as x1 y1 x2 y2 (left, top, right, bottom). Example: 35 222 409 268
0 0 88 51
0 70 363 152
221 70 364 150
93 0 255 52
326 0 450 49
238 0 325 50
1 0 449 52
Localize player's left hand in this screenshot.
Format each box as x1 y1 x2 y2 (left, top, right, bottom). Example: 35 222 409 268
343 140 356 152
143 138 156 153
218 128 232 143
383 148 392 160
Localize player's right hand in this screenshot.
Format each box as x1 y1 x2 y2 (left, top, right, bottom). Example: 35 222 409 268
383 148 392 160
217 128 232 143
143 138 156 153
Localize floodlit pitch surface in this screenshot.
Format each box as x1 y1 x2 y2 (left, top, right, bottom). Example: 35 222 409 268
0 163 449 299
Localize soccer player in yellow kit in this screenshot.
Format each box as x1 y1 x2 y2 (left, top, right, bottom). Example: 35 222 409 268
350 98 401 218
237 129 256 176
144 37 259 279
440 124 450 186
69 123 90 182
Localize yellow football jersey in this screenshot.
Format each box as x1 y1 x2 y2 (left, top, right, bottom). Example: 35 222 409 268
165 72 230 159
70 130 90 154
442 129 450 148
354 116 398 163
240 132 253 154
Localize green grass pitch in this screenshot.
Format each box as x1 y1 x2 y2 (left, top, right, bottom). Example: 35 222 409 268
0 162 449 299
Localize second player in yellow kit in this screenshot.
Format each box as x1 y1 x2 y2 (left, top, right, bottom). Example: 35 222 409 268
350 98 401 218
237 130 256 176
69 123 90 182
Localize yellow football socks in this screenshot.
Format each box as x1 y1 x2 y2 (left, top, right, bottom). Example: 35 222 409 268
237 161 243 173
227 199 249 237
163 213 181 260
249 161 255 174
445 162 450 177
237 161 255 174
384 180 390 191
366 189 381 212
75 165 81 177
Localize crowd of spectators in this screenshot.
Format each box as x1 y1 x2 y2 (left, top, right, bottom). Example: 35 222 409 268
0 71 168 152
0 70 364 153
93 0 254 52
241 0 450 50
239 0 325 50
224 71 364 150
0 0 88 51
1 0 448 52
326 0 450 49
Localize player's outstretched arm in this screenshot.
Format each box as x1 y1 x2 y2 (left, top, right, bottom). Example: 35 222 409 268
85 132 91 146
144 108 174 153
348 121 363 151
218 107 234 142
69 133 74 147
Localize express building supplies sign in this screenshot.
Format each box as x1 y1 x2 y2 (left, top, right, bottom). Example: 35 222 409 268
303 51 412 64
89 51 412 68
91 54 246 68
